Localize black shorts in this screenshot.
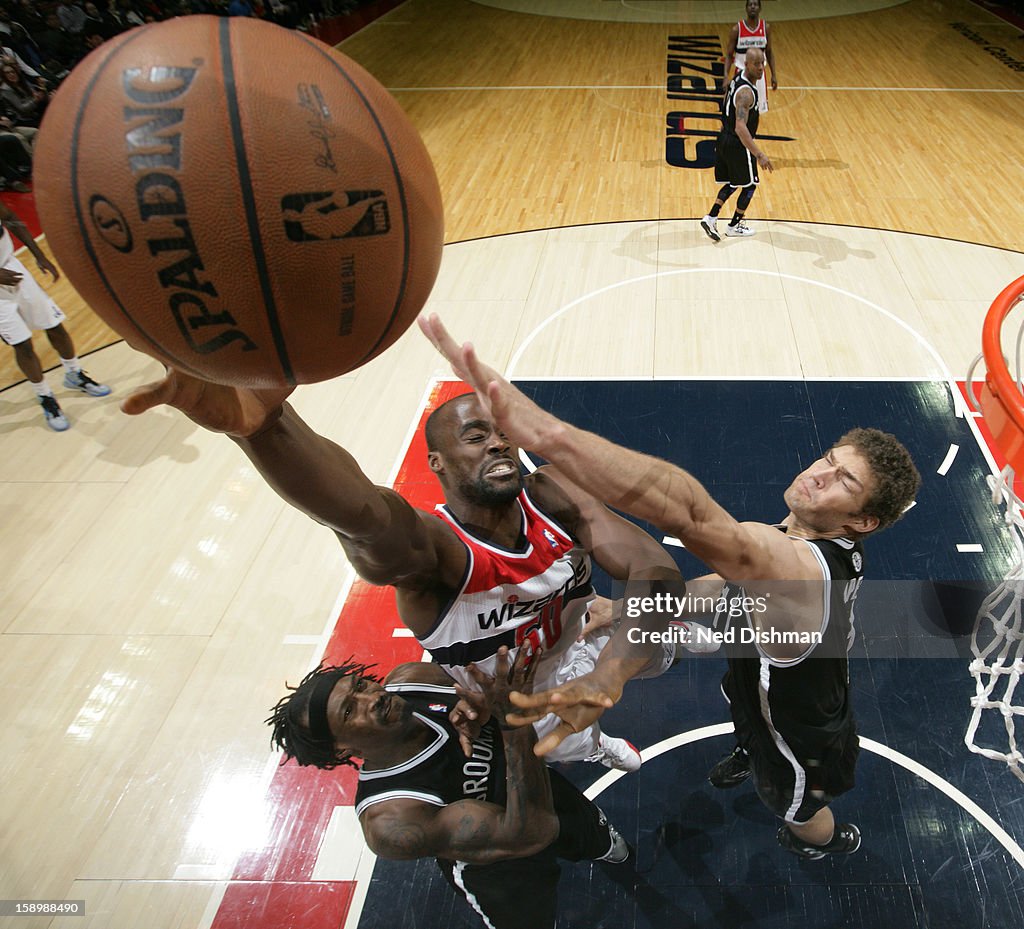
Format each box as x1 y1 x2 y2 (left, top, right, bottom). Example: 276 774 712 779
714 138 759 187
436 769 615 929
741 722 860 824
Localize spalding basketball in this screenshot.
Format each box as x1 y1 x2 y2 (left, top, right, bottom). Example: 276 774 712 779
34 15 443 387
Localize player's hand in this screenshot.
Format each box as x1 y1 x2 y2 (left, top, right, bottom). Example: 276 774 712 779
771 77 778 91
476 645 542 731
452 663 493 757
578 596 618 642
418 313 563 451
512 698 615 758
120 366 294 437
507 670 624 757
35 256 60 282
757 152 774 173
0 267 22 286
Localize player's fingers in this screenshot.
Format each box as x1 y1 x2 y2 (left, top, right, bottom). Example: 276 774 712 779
462 343 504 397
546 688 614 709
120 372 176 416
459 732 474 758
516 645 541 689
508 689 551 709
533 721 577 756
464 663 489 687
505 707 546 726
418 314 471 379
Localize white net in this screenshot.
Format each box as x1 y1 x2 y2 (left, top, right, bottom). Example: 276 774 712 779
965 466 1024 783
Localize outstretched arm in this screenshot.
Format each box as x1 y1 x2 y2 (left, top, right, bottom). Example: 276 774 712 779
418 314 801 584
122 368 462 592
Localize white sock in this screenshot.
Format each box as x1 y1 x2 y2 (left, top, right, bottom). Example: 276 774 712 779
30 379 53 398
60 356 82 374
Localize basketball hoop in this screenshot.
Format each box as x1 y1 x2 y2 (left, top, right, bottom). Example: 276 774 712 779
964 273 1024 784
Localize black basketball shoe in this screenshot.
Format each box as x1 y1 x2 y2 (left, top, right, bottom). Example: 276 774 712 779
777 823 862 860
708 745 750 788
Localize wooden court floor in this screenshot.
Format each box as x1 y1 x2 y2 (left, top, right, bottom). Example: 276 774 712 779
1 1 1024 927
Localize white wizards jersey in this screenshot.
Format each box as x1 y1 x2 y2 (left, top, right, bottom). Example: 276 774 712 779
419 489 595 696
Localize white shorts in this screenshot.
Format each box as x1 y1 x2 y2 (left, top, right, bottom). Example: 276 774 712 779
535 634 603 763
535 627 674 763
0 254 66 346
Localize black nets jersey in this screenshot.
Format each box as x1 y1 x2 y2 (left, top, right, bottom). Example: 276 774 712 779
354 682 506 819
720 72 760 143
717 532 865 765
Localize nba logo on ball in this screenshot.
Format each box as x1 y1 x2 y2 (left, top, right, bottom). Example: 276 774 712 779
34 15 444 388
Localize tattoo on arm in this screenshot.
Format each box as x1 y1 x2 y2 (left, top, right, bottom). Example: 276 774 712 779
450 812 495 853
377 820 430 859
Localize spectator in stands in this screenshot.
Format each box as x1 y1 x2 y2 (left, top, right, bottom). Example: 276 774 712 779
0 61 49 126
56 2 88 35
0 112 32 191
0 4 43 71
81 2 116 39
32 12 81 73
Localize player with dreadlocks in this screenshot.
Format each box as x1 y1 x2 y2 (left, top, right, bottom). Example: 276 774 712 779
266 647 629 929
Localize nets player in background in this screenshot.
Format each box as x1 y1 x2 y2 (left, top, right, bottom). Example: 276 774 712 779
268 646 629 929
419 314 921 861
122 369 689 772
725 0 777 114
700 47 774 242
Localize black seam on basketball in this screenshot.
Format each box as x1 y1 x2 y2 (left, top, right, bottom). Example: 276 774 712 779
219 18 295 386
67 24 207 380
294 32 412 367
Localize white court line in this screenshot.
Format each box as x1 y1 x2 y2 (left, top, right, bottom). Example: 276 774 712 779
584 725 1024 872
957 543 986 553
195 883 230 929
389 85 1024 94
937 444 960 476
504 266 971 424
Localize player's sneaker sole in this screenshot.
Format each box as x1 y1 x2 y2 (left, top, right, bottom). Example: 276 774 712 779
700 217 720 242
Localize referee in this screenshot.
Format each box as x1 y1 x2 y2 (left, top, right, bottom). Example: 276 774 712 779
700 47 774 241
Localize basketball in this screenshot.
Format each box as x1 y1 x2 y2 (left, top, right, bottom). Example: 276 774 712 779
33 15 444 388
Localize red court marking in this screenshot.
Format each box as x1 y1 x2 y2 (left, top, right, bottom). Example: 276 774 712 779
0 188 41 245
211 881 354 929
212 380 471 925
309 0 408 46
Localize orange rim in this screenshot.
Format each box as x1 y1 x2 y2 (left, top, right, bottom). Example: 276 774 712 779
982 275 1024 438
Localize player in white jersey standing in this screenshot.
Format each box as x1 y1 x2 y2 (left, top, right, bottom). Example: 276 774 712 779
0 202 110 431
121 372 689 771
724 0 777 114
